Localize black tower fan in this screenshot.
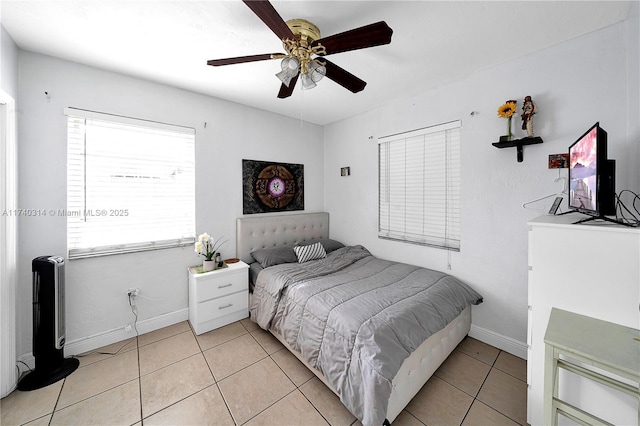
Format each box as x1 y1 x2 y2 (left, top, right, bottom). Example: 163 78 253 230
18 256 79 391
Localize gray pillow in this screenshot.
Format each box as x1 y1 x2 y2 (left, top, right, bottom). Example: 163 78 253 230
298 238 344 253
250 245 296 268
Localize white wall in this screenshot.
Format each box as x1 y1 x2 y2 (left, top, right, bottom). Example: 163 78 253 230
0 24 20 397
16 51 324 358
627 2 640 182
324 19 639 357
1 24 18 97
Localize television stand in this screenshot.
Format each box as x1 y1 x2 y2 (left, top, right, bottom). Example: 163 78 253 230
558 210 637 227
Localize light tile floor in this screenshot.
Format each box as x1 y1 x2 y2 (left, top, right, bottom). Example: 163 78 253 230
1 318 527 425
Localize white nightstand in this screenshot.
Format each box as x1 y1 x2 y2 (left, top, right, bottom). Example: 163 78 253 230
188 261 249 335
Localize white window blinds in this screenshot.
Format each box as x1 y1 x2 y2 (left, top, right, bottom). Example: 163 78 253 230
378 120 461 251
65 108 195 259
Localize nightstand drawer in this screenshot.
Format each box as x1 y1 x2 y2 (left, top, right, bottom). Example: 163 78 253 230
196 269 247 302
198 291 248 323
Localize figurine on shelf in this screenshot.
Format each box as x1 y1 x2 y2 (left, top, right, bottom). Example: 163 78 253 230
521 95 537 137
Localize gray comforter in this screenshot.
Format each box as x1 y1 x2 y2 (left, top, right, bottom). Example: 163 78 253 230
250 245 483 426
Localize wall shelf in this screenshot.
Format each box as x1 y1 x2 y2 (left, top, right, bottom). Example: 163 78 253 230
492 136 543 162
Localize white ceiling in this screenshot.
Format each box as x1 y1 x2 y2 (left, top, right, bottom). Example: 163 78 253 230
1 1 632 125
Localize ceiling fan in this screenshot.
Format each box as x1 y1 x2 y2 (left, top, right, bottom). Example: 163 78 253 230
207 0 393 98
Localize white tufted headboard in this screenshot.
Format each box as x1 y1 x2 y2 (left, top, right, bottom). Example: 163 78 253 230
236 212 329 264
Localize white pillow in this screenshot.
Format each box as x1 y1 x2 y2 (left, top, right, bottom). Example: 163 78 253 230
294 242 327 263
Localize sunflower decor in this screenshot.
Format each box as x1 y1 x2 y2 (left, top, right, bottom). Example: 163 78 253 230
497 100 517 141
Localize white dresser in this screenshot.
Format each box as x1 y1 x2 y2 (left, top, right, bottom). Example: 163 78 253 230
188 261 249 335
527 214 640 425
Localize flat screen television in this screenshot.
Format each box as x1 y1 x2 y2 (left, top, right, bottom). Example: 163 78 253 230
567 122 616 223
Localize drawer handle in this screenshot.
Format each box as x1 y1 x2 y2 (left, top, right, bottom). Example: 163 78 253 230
219 303 233 310
218 283 233 289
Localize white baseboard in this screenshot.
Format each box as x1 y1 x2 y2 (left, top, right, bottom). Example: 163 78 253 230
469 324 528 360
18 308 189 373
16 310 526 379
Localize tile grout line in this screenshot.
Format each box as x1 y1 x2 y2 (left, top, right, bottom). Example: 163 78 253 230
225 330 296 425
189 321 238 425
45 377 65 426
138 325 222 421
481 350 528 426
458 350 525 426
425 347 523 426
138 322 238 424
267 350 330 426
458 345 527 383
217 325 327 425
47 346 142 423
456 347 498 426
45 336 140 423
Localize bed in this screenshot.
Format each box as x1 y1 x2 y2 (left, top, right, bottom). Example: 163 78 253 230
237 212 482 425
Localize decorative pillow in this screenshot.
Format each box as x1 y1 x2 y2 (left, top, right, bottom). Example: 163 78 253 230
298 238 344 253
250 245 297 268
294 242 327 263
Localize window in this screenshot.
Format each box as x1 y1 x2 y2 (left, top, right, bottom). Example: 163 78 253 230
66 108 195 259
378 120 461 251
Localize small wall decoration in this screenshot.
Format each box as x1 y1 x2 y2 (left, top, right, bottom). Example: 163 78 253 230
548 153 569 169
340 167 351 176
242 159 304 214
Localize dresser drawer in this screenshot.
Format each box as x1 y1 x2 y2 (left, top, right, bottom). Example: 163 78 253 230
195 269 247 302
198 290 248 323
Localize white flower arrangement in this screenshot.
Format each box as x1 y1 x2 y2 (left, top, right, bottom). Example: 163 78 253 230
194 232 226 261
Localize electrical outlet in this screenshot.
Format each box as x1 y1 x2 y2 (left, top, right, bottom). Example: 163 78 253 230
125 324 133 333
127 288 139 297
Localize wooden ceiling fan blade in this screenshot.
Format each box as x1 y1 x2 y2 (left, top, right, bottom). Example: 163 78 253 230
277 74 299 98
323 60 366 93
207 53 282 66
312 21 393 55
243 0 295 41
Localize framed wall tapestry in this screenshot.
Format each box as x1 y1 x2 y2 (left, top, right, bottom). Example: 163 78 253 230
242 159 304 214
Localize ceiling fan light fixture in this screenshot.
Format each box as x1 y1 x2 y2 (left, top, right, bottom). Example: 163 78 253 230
276 69 298 87
276 56 300 86
301 72 317 90
309 59 326 83
281 56 299 71
275 70 293 87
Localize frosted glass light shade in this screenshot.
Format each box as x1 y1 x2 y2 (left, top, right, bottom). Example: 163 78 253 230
301 72 316 90
309 60 326 83
281 57 299 71
276 57 300 87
